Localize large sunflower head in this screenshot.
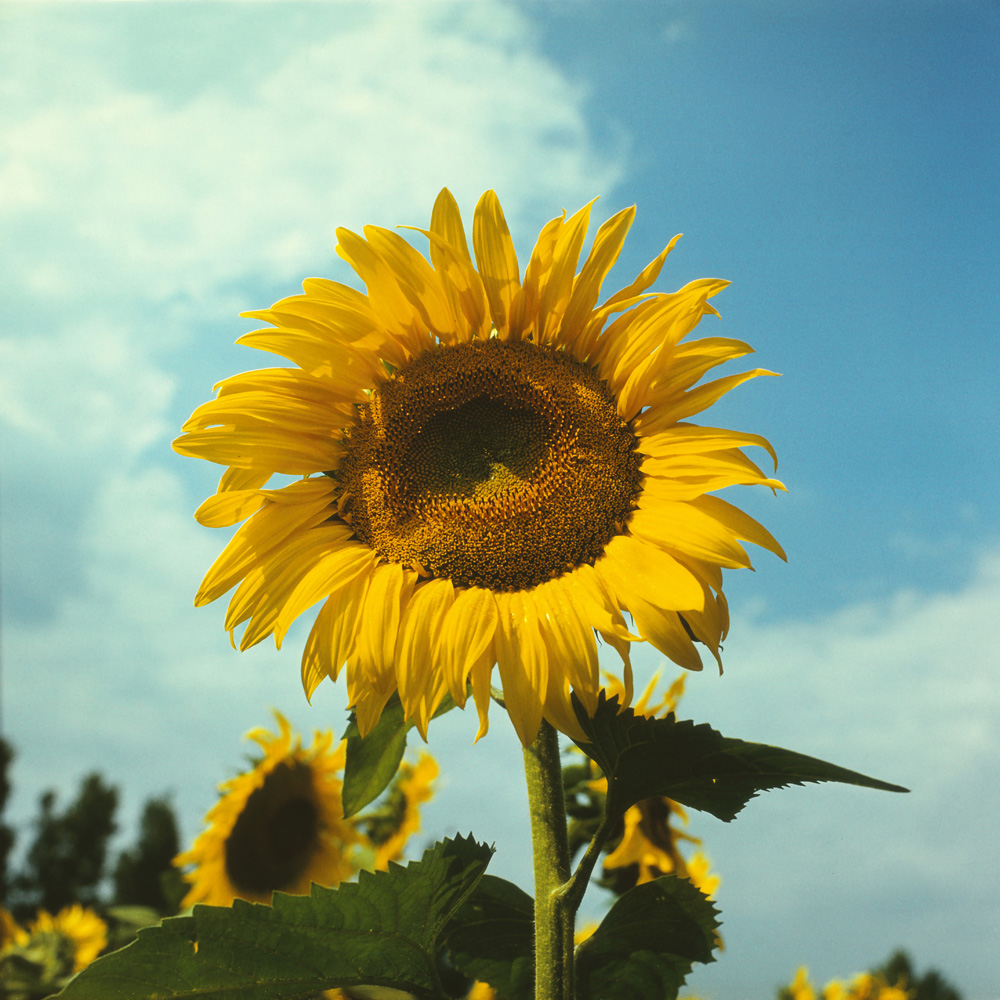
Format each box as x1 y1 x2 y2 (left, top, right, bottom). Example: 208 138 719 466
174 190 785 746
175 712 360 907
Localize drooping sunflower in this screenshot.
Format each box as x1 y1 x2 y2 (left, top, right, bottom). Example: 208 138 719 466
174 190 784 746
12 904 108 973
350 752 439 872
587 673 720 897
175 713 360 907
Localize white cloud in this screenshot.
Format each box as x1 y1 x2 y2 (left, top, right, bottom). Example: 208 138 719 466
676 549 1000 995
0 319 173 457
0 2 624 319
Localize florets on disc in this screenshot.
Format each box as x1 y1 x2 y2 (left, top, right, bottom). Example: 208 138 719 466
173 188 786 746
338 339 641 591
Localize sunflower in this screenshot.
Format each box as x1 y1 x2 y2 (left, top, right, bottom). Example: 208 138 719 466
784 968 913 1000
362 753 438 871
0 908 18 949
591 673 720 897
175 713 360 907
174 190 784 746
13 904 108 973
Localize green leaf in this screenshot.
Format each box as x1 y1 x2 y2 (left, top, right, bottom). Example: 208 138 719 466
342 694 457 818
443 874 534 1000
56 835 493 1000
575 875 720 1000
572 692 908 823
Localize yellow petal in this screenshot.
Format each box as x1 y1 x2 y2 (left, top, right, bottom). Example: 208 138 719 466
509 212 562 341
640 448 785 494
354 562 412 681
335 227 430 357
536 199 595 344
468 648 495 742
541 668 589 743
600 233 683 311
395 578 455 724
430 188 473 262
438 586 499 705
599 534 706 612
275 541 378 646
301 569 373 699
403 225 490 342
629 497 753 569
234 524 354 650
636 422 778 471
559 205 636 356
691 495 787 561
218 466 271 492
236 325 389 387
363 225 458 338
645 369 779 427
194 489 266 528
196 486 335 605
534 576 600 717
472 190 520 336
493 591 547 746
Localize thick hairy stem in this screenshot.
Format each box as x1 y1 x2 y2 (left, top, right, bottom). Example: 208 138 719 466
522 720 575 1000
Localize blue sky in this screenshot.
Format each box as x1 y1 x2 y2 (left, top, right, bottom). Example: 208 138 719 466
1 2 997 997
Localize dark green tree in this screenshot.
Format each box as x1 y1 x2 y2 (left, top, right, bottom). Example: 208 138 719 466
10 772 118 918
0 738 15 904
113 796 183 913
877 950 963 1000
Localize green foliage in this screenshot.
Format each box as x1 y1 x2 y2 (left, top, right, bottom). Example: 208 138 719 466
56 835 494 1000
1 737 15 904
575 876 720 1000
1 928 79 1000
342 693 456 818
571 692 908 823
562 757 602 863
113 796 183 914
443 874 535 1000
876 950 963 1000
10 773 118 918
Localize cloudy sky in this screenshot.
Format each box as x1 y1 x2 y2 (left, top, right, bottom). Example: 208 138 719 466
2 2 998 997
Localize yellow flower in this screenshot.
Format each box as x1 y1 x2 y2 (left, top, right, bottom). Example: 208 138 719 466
595 673 720 897
786 968 914 1000
369 753 438 870
0 908 19 949
821 971 914 1000
466 983 499 1000
175 712 360 906
18 904 108 972
789 967 818 1000
174 190 784 746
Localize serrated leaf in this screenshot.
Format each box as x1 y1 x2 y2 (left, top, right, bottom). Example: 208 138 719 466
575 875 719 1000
342 694 457 818
57 835 492 1000
572 692 908 822
443 874 534 1000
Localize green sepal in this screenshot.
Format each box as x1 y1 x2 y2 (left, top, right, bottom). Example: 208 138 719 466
56 835 493 1000
342 692 457 818
572 692 908 823
442 874 535 1000
575 875 720 1000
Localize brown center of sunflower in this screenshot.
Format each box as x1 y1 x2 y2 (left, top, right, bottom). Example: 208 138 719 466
224 761 319 896
337 338 641 591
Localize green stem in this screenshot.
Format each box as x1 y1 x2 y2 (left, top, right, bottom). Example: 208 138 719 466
522 719 575 1000
558 812 616 916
